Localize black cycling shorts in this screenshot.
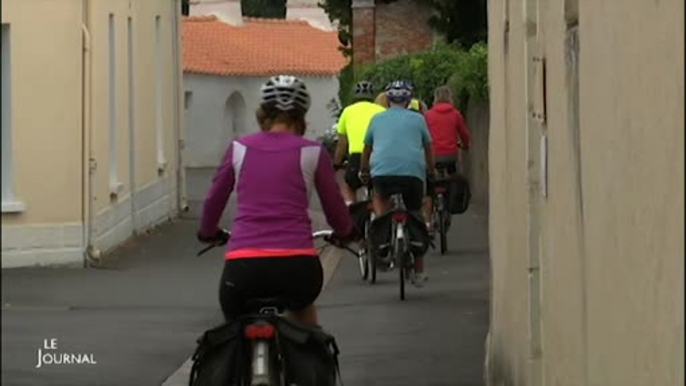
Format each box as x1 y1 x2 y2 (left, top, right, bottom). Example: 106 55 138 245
219 256 323 321
344 153 364 191
426 159 458 197
372 176 424 211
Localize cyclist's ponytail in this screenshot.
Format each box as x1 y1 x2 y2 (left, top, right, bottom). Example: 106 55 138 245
256 106 307 136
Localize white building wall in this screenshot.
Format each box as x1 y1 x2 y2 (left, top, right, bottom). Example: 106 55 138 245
182 73 339 218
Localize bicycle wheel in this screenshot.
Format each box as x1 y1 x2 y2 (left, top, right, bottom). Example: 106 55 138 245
439 211 447 255
395 236 406 301
436 195 447 255
399 264 406 301
357 250 369 280
360 218 371 281
369 237 377 284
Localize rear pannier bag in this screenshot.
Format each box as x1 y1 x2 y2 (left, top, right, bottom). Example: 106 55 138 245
448 173 471 214
188 317 342 386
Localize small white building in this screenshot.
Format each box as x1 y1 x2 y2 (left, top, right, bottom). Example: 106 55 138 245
181 12 347 217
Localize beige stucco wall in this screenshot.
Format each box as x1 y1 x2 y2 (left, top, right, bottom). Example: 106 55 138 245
89 0 179 211
1 0 84 225
487 0 684 385
1 0 183 267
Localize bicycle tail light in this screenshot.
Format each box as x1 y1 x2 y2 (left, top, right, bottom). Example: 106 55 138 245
245 323 276 340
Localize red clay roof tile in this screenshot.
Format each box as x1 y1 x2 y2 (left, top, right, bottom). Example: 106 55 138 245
183 15 349 76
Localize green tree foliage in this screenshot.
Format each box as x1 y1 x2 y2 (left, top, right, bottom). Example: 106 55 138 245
318 0 354 56
242 0 287 18
319 0 487 48
419 0 487 48
347 43 487 109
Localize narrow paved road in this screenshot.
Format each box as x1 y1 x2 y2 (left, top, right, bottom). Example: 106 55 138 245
1 209 489 386
317 210 490 386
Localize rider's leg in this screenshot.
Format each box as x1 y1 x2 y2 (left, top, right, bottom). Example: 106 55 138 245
342 153 363 205
371 177 389 216
284 256 324 325
341 183 357 205
401 177 427 276
288 304 318 325
423 175 434 233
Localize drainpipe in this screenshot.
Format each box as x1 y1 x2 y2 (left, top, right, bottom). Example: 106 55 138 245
82 0 101 266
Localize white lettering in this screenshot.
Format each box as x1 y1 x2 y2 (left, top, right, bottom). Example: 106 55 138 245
36 348 43 368
42 353 53 365
36 340 97 368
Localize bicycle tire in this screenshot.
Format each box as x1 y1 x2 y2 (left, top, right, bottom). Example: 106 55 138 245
359 219 370 280
395 235 406 301
399 264 406 301
370 243 377 284
358 253 369 280
436 194 447 255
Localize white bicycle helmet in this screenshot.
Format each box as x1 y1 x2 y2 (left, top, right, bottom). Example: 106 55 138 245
260 75 311 113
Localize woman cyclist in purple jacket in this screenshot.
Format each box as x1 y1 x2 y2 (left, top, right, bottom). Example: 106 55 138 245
197 75 356 326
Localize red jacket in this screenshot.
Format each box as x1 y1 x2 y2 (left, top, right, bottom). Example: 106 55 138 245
424 103 471 157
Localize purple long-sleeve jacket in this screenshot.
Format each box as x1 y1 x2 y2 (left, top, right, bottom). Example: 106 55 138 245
199 131 353 259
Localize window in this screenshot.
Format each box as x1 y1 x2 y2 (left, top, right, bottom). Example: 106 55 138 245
184 91 193 110
155 15 166 171
109 14 123 195
1 24 24 213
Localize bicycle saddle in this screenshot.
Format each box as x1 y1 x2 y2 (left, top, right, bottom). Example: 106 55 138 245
245 297 286 315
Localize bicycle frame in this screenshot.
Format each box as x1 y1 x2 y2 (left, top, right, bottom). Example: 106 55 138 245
432 167 453 254
387 194 415 300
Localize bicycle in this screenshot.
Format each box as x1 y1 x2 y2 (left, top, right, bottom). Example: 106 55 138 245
431 165 453 255
386 193 419 301
336 161 377 283
355 183 382 283
196 230 356 386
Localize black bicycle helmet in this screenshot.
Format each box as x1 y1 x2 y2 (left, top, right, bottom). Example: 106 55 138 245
354 81 375 99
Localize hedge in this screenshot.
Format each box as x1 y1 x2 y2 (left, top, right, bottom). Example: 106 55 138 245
340 42 488 110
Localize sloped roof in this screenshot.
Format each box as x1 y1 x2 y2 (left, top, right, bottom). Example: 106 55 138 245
183 15 348 76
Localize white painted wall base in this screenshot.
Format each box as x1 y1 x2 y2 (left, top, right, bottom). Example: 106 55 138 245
1 175 179 268
1 223 84 268
95 175 178 255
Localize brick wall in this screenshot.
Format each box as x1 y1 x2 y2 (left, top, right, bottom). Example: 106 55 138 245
352 5 376 66
375 0 433 61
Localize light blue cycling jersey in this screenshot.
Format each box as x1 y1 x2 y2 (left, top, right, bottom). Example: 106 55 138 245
364 106 431 181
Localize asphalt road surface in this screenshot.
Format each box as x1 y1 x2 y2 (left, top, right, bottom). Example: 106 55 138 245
1 209 489 386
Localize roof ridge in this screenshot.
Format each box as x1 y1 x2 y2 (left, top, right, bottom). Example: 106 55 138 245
242 17 309 25
184 15 218 22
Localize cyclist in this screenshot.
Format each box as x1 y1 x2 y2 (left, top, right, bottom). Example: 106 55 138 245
333 81 386 205
375 88 428 114
359 80 436 286
197 75 356 326
423 86 472 230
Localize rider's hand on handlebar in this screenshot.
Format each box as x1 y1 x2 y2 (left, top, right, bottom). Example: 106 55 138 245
358 170 371 185
427 167 437 181
197 228 230 246
328 228 361 248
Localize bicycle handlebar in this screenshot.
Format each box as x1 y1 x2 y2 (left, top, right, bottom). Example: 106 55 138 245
198 229 359 257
